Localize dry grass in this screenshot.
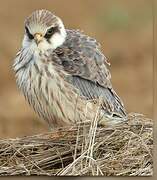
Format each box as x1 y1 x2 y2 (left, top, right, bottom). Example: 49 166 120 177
0 113 153 176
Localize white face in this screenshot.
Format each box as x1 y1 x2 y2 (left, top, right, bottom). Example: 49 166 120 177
22 18 67 52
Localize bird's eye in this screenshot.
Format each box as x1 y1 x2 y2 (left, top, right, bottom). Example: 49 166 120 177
44 26 58 39
47 28 53 34
25 26 34 40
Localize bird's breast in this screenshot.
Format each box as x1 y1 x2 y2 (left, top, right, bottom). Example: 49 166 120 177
15 53 99 127
17 57 78 126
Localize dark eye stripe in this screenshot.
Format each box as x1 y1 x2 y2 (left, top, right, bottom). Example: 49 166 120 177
25 26 34 40
44 26 59 39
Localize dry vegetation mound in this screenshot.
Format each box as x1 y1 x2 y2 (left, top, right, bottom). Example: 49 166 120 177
0 113 153 176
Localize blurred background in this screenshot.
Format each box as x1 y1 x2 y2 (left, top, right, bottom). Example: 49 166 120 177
0 0 153 138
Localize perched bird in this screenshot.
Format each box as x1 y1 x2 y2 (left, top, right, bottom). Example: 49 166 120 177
13 9 126 129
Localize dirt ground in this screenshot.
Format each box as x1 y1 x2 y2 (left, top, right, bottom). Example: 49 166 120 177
0 0 153 138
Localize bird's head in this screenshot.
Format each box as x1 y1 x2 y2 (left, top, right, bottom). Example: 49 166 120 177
22 9 66 51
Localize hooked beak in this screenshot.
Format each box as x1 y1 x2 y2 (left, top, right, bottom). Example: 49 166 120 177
34 33 43 45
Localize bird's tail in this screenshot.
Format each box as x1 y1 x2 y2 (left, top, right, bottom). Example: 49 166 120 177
99 87 127 126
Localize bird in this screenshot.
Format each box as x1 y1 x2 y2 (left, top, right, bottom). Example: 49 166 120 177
13 9 127 129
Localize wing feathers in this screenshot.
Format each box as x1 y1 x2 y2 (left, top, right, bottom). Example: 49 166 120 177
54 29 126 117
68 75 126 116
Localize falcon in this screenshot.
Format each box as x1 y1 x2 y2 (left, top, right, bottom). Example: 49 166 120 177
13 9 126 128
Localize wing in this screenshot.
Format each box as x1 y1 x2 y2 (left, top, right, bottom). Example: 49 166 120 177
55 29 111 88
54 29 126 117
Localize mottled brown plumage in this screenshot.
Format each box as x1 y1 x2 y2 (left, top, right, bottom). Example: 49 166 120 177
13 10 126 129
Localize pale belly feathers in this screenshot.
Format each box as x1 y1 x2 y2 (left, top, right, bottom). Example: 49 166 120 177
16 54 98 128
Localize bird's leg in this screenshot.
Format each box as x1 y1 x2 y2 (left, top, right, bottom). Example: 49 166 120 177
48 126 54 131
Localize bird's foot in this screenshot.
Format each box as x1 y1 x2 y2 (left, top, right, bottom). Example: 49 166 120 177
98 115 128 127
